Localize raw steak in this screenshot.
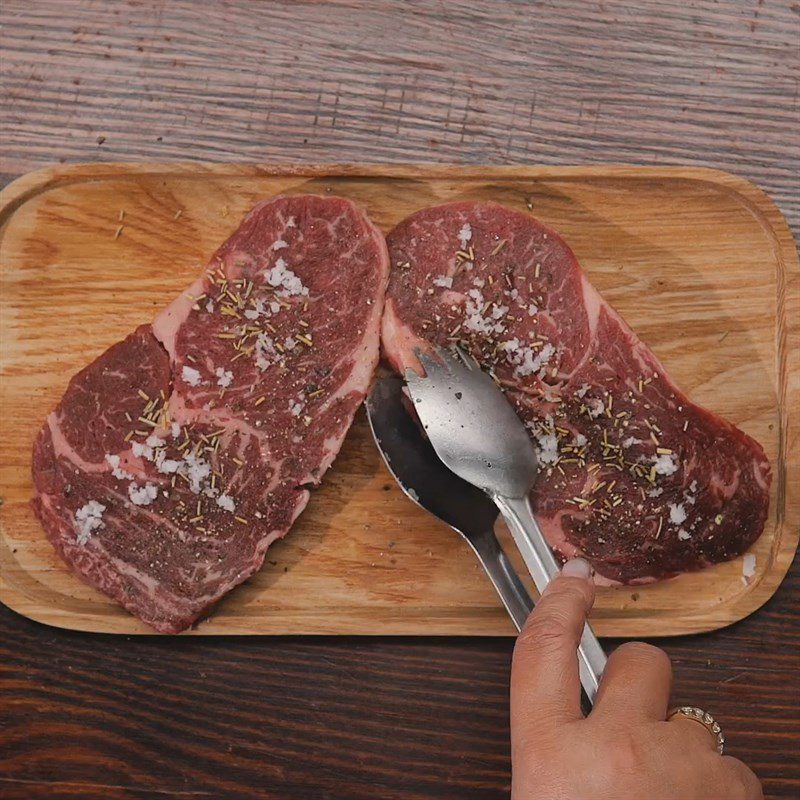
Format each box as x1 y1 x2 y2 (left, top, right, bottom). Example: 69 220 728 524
33 195 389 632
382 202 770 583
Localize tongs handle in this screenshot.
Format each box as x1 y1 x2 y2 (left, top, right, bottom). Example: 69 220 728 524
470 532 534 631
493 494 607 708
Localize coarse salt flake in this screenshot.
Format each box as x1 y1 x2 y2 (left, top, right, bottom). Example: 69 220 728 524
498 338 520 353
183 451 212 494
155 454 182 474
272 239 288 250
586 398 605 419
652 453 678 476
462 288 509 336
536 431 559 465
105 453 134 481
513 342 556 379
131 440 153 461
255 332 276 371
216 493 236 513
182 365 202 387
266 258 286 284
457 222 472 248
215 366 234 388
244 298 273 321
74 500 106 545
128 482 158 506
266 258 308 297
433 275 453 289
668 503 687 526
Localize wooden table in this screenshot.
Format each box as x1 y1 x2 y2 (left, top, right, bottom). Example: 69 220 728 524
1 2 798 798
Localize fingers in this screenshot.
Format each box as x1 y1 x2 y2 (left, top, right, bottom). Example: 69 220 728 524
592 641 672 722
704 756 764 799
663 716 722 753
511 558 595 725
660 718 762 798
719 756 763 799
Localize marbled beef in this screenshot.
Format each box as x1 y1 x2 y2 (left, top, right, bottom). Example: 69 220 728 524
33 195 389 632
382 202 770 584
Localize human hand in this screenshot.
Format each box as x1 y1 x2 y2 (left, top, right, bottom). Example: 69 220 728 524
510 558 762 800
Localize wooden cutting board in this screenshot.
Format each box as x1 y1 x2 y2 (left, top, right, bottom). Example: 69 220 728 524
1 163 797 637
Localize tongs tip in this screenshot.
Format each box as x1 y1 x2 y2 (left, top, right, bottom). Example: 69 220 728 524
410 347 446 379
410 344 481 381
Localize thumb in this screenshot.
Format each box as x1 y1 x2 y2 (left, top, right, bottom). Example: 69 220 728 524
511 558 596 725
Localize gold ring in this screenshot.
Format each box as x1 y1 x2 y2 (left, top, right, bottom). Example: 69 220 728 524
667 706 725 754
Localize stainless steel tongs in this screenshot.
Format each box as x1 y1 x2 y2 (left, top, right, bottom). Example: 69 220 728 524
366 374 535 631
405 346 607 706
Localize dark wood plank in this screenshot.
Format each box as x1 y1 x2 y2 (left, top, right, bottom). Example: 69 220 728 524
0 1 798 798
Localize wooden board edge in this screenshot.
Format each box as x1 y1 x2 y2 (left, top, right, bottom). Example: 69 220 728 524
0 594 786 638
1 162 797 638
694 170 800 628
5 159 800 200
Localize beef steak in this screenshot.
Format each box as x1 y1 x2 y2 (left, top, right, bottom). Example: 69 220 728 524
33 195 389 632
382 202 770 583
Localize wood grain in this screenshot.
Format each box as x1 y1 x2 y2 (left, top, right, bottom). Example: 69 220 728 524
1 2 799 799
1 163 798 640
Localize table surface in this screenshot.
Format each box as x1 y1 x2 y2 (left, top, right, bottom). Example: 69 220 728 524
1 2 798 798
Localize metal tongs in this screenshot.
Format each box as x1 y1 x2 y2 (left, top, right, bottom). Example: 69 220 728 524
405 346 607 706
366 374 534 630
